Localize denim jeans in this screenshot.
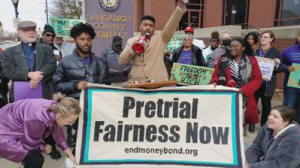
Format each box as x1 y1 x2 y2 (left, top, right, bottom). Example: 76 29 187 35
286 87 300 121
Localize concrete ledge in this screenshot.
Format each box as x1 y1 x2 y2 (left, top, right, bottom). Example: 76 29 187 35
242 25 300 38
182 25 300 39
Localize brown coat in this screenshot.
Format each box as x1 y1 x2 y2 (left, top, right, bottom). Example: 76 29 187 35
119 7 186 83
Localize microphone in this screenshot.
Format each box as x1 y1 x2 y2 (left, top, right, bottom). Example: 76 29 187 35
132 33 150 54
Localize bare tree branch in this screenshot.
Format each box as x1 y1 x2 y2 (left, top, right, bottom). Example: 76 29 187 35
50 0 82 19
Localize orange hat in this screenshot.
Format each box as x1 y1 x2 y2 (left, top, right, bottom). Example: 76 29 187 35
184 26 194 34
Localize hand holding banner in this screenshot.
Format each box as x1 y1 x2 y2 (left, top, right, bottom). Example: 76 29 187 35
171 63 214 85
76 85 245 168
287 63 300 88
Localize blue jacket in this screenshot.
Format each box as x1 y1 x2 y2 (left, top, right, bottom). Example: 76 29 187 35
246 122 300 168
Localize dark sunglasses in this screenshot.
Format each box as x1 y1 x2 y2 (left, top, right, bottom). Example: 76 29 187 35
45 33 55 38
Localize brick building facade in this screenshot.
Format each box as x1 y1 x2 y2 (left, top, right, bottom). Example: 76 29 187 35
133 0 300 89
133 0 300 30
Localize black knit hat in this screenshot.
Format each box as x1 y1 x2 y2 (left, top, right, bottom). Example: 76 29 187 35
42 24 55 35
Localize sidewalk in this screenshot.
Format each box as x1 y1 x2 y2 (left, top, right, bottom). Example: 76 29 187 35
0 97 283 168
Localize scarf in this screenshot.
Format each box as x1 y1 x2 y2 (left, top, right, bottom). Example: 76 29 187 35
218 54 253 113
229 55 252 88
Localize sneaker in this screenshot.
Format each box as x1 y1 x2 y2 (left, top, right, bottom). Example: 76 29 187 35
65 157 75 168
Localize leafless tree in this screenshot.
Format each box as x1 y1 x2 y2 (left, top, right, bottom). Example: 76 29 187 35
50 0 82 19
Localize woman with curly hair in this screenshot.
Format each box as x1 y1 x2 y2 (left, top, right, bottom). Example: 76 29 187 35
245 31 260 56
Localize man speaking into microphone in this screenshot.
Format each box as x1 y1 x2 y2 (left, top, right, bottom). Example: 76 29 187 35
119 0 187 83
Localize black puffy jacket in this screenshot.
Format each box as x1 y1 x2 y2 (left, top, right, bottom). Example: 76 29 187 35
53 50 108 99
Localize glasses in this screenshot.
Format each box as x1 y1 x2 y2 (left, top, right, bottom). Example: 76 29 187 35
45 33 55 38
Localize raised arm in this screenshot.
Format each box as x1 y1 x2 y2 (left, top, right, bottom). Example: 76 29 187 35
161 0 186 43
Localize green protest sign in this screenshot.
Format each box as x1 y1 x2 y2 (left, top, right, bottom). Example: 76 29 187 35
165 33 183 52
50 17 85 38
171 63 215 85
287 63 300 88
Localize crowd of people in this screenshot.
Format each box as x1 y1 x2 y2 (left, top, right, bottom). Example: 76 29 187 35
0 0 299 167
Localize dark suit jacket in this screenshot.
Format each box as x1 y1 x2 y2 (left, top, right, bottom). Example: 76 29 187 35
1 42 56 101
0 53 9 107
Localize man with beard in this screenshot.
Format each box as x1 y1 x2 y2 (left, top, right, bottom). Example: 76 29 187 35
40 24 62 62
101 36 131 86
119 0 186 83
53 23 108 147
1 21 59 159
1 21 56 101
40 25 64 159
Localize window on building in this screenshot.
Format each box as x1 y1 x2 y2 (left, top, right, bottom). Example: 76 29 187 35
275 0 300 26
177 0 205 30
223 0 249 28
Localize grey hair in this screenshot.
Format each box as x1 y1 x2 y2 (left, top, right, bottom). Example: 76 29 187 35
220 30 231 39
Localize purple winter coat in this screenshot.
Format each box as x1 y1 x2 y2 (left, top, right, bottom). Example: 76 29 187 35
0 98 68 163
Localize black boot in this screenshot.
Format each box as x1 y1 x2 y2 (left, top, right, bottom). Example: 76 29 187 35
248 124 255 133
22 151 44 168
50 147 62 159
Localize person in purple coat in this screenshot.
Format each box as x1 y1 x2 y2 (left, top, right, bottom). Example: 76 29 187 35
281 35 300 121
0 93 79 168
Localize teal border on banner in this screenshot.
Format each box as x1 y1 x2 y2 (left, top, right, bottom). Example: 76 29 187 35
83 88 239 166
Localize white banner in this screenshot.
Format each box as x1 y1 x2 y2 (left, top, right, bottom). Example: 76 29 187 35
76 85 245 168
